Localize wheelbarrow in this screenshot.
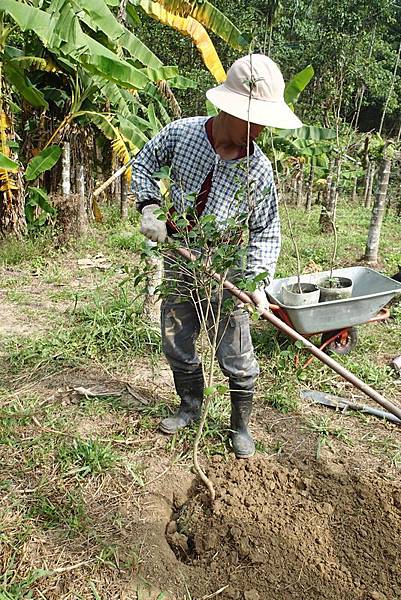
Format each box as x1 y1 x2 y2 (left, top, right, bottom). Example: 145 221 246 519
266 266 401 367
176 246 401 421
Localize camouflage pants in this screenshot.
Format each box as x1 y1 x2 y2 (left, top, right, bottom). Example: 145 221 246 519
161 296 260 389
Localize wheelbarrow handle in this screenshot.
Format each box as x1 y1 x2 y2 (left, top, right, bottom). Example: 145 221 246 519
175 244 401 422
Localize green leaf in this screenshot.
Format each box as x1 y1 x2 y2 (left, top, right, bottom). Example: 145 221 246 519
204 386 216 397
26 187 55 224
0 152 18 171
284 65 314 107
26 187 55 214
166 75 197 89
254 271 269 283
25 146 62 181
279 125 336 141
4 63 48 108
206 99 218 116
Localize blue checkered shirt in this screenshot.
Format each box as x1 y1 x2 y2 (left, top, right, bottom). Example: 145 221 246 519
132 116 280 285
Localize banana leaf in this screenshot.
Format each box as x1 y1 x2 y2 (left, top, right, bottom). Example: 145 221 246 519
166 75 197 89
73 0 165 71
284 65 314 107
26 187 55 215
279 125 336 141
133 0 225 82
154 0 246 50
25 146 62 181
4 64 48 108
0 152 18 171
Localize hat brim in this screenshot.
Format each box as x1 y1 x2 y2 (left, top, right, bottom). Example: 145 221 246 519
206 86 303 130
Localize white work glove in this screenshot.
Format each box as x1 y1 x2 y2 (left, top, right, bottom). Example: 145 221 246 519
140 204 167 243
238 288 269 315
250 289 269 315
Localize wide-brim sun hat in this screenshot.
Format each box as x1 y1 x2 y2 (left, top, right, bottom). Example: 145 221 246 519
206 54 302 130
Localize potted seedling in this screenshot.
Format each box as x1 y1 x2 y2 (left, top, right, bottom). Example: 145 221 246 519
317 219 353 302
281 200 320 306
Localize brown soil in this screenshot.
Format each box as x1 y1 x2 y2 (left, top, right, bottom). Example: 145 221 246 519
166 456 401 600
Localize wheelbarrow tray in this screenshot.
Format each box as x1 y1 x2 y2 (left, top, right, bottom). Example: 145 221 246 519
266 266 401 335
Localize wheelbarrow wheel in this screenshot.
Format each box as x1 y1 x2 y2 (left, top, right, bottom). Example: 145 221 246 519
320 327 358 355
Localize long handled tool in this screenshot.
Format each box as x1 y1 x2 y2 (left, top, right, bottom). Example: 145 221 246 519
300 390 401 424
176 244 401 422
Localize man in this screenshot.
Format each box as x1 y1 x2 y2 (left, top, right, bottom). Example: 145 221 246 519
132 54 302 458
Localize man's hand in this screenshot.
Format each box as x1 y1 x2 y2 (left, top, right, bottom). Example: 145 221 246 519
140 204 167 243
250 289 269 315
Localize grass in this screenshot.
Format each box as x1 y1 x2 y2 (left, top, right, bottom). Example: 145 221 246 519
304 415 353 458
57 438 120 478
4 286 162 372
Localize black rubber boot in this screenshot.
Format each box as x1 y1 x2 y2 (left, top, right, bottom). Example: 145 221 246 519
230 383 255 459
159 370 204 434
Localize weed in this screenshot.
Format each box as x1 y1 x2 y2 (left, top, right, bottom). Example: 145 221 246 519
107 230 142 252
163 395 230 459
264 389 299 413
304 415 352 458
364 434 401 468
0 236 53 267
57 438 119 477
29 489 87 532
5 290 29 304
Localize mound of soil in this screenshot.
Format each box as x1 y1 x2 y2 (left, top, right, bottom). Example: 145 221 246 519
167 456 401 600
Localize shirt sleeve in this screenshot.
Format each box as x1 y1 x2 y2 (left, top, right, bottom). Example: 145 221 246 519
246 161 281 287
131 121 177 212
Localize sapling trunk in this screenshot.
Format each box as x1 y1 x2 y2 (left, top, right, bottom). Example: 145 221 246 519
328 218 338 285
283 199 302 293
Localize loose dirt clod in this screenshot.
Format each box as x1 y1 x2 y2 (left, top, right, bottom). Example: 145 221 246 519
167 456 401 600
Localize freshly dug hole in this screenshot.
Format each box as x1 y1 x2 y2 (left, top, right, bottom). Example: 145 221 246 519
168 456 401 600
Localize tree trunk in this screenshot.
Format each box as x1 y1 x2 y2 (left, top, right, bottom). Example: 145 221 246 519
305 163 315 211
364 164 375 209
120 175 129 220
291 175 297 205
77 164 88 235
296 165 304 208
62 142 71 197
364 158 392 263
320 158 339 232
0 98 26 237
